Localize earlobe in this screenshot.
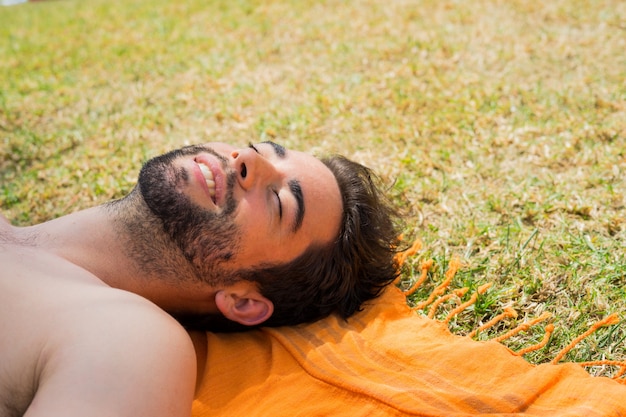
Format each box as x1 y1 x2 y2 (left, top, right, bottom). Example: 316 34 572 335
215 287 274 326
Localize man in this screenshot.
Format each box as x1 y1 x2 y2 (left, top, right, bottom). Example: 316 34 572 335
1 141 400 416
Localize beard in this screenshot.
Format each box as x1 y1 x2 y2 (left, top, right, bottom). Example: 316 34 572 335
135 144 242 286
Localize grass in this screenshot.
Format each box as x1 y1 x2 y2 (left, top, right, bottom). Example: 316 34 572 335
1 0 625 374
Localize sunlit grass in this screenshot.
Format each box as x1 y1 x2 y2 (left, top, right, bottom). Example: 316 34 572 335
1 0 625 373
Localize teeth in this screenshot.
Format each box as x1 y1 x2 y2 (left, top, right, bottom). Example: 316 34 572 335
198 163 216 198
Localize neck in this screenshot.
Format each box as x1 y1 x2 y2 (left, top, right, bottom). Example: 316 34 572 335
7 189 218 315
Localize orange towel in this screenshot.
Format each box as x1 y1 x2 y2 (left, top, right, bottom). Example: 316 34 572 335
193 287 626 416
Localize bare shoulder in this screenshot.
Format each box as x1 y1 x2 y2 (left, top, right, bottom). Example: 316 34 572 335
28 297 196 416
1 243 196 417
27 289 196 417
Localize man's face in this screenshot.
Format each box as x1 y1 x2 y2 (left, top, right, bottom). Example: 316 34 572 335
138 141 342 285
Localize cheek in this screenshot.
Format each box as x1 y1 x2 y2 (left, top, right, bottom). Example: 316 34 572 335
233 195 310 266
234 215 303 266
232 202 270 259
233 202 261 239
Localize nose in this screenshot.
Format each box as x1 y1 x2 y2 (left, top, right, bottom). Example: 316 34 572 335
231 147 280 191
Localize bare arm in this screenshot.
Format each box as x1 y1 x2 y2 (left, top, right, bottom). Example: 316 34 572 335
24 304 196 417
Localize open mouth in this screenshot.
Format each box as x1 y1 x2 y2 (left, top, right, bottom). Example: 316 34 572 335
197 161 217 204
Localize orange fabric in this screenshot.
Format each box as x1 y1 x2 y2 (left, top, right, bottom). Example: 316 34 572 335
192 288 626 416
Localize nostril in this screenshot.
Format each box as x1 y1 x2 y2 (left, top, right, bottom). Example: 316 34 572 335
241 163 247 179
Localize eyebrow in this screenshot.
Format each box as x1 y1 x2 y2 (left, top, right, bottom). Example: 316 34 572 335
262 140 286 158
289 179 305 233
261 141 305 233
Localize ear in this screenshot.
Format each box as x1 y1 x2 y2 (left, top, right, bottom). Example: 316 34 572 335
214 284 274 326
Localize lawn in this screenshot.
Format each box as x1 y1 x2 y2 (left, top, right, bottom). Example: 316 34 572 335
1 0 625 373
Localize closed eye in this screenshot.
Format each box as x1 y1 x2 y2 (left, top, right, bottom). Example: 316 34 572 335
249 142 282 220
274 189 282 219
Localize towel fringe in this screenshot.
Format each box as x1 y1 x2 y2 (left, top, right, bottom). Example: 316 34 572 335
577 360 626 383
428 288 467 319
551 313 621 364
467 307 517 339
395 240 623 379
444 283 492 325
393 238 423 284
514 324 555 356
493 312 552 343
403 259 432 297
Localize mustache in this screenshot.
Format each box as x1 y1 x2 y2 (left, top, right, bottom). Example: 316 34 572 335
142 144 237 200
160 144 229 165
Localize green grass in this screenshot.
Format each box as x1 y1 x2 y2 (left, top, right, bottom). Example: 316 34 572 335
1 0 625 375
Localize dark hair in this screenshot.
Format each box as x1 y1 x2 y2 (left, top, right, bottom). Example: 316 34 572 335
250 155 402 327
179 155 402 331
